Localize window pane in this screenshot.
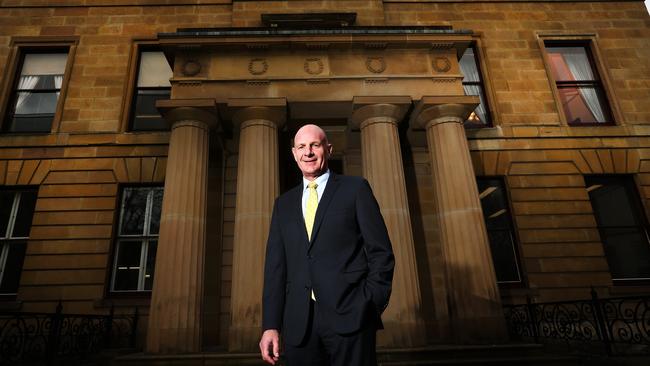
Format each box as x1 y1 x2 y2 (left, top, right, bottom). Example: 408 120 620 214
135 89 170 116
16 75 61 91
112 186 162 292
12 191 37 238
20 53 68 79
120 188 149 235
463 85 489 127
600 228 650 279
0 192 14 238
113 241 143 291
460 46 490 127
558 85 611 124
588 180 640 227
149 189 163 235
144 240 157 290
478 180 512 230
487 230 521 283
477 178 521 284
546 46 595 82
8 114 54 133
6 52 67 133
137 51 172 88
459 47 480 83
131 89 170 131
586 175 650 280
14 91 59 115
131 116 168 132
0 241 27 294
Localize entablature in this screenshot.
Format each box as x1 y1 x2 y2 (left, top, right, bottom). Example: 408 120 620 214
157 27 474 124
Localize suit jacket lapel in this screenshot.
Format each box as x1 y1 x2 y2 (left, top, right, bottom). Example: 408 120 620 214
308 173 340 251
288 183 310 245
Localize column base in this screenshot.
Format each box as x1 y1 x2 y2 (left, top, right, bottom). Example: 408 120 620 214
147 327 201 354
228 325 261 352
378 319 427 347
433 317 509 345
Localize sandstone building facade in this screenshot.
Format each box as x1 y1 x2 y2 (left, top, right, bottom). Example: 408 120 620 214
1 0 649 354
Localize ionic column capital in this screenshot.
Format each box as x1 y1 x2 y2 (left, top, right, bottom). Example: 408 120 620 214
156 98 219 130
228 98 287 130
411 96 478 130
349 96 412 130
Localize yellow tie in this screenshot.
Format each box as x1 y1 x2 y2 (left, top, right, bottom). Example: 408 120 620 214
305 181 318 240
306 181 318 301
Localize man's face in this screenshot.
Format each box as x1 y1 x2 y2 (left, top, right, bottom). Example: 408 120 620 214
292 125 332 180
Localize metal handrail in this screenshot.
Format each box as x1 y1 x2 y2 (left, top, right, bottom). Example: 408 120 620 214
0 303 139 366
504 289 650 355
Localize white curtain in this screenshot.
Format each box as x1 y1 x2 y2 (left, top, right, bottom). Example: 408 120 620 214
459 56 487 123
563 52 606 123
14 75 40 113
54 75 63 97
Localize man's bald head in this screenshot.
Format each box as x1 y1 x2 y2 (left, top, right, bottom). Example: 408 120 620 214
291 124 333 181
293 124 329 146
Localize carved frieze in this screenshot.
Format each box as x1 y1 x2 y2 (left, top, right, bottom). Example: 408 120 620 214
365 57 386 74
248 58 269 75
432 57 451 73
182 60 201 77
304 58 324 75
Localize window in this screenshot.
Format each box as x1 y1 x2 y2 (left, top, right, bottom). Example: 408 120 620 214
585 175 650 282
1 188 37 295
129 50 172 131
544 42 613 125
4 51 69 133
477 178 522 284
460 45 491 127
111 187 163 292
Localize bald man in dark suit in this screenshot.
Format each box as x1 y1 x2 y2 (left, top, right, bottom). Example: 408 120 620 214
259 124 394 366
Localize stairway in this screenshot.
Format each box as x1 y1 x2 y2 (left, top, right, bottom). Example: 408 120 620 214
112 343 584 365
377 344 581 365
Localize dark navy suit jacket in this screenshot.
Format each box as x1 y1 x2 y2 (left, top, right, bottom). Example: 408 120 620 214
262 173 394 346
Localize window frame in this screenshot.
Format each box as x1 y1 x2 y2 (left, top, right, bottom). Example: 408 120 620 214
538 34 622 127
108 185 163 295
0 187 38 298
585 175 650 285
477 176 526 287
0 37 78 134
120 40 172 132
460 39 495 128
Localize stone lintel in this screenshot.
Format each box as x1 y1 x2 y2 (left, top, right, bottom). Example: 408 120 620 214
227 98 287 129
156 98 219 130
411 95 479 130
349 96 412 130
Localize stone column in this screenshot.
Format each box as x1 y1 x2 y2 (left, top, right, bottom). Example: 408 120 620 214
412 96 507 343
228 98 286 351
349 96 426 347
146 99 218 354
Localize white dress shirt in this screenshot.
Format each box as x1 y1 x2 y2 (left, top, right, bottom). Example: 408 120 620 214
301 170 330 219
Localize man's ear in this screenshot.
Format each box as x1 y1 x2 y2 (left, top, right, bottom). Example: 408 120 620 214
291 147 300 163
327 144 333 158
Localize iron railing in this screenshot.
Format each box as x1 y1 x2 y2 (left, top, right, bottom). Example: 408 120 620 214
0 303 139 365
504 289 650 355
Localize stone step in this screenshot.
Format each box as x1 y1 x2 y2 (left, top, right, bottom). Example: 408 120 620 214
113 343 584 366
378 343 547 360
378 355 581 366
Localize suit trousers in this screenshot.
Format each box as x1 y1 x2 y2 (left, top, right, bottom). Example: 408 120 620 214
283 300 377 366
